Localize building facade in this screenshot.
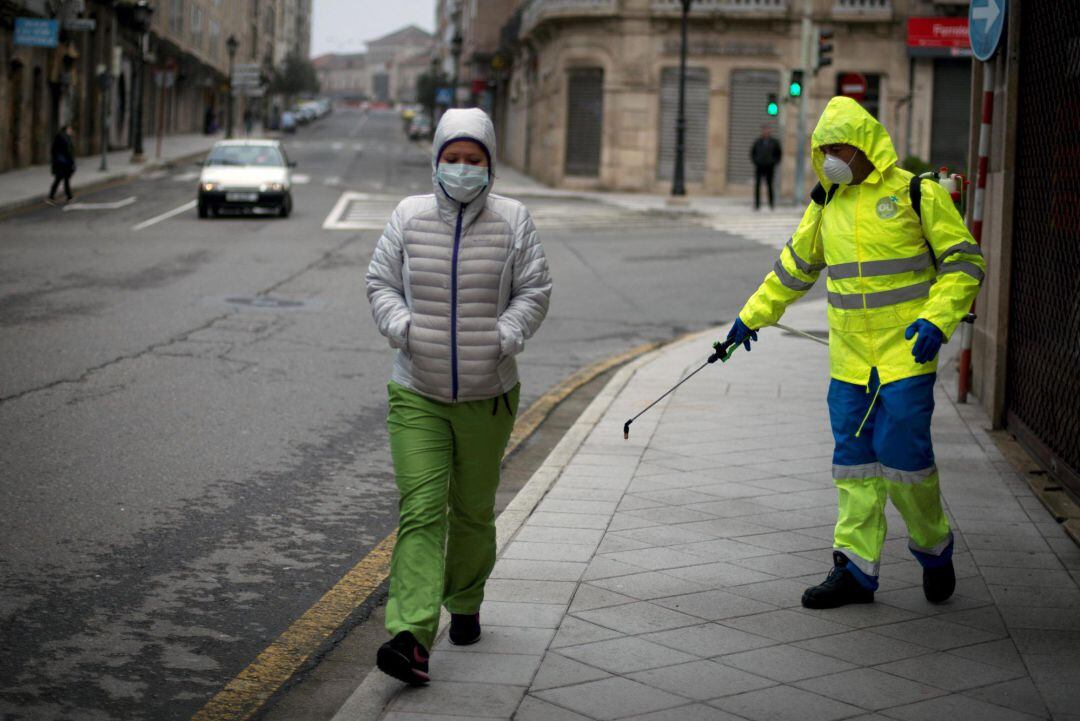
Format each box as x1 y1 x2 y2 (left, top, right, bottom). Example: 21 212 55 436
313 52 367 101
966 0 1080 505
496 0 971 196
0 0 264 174
365 25 433 104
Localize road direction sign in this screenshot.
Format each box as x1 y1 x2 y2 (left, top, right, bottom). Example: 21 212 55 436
63 18 97 31
969 0 1006 61
14 18 59 47
839 72 868 101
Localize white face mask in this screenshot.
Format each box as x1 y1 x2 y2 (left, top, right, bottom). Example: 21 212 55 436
436 162 489 203
823 153 855 185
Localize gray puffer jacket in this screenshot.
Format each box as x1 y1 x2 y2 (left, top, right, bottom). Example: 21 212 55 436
366 108 552 403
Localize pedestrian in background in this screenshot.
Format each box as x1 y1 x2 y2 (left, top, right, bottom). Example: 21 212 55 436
47 124 76 206
751 124 782 210
366 107 552 685
727 96 984 609
243 107 255 136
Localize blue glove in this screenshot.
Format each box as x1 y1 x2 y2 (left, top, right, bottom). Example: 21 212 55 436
905 319 944 364
726 317 758 352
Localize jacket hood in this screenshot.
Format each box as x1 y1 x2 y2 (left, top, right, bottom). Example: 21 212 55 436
810 96 898 188
432 108 497 227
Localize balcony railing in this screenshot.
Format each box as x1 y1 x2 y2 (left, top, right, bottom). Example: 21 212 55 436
520 0 620 37
832 0 892 19
650 0 790 16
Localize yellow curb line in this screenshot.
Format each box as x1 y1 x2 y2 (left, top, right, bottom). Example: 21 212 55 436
189 339 663 721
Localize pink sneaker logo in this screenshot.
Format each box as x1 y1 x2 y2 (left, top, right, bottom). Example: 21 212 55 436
413 647 428 664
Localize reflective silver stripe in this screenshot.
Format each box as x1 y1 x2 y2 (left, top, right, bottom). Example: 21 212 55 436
909 530 953 556
774 260 816 292
833 462 883 480
834 548 880 577
827 280 933 310
785 238 825 274
881 463 938 484
828 252 934 280
938 241 983 264
938 260 985 283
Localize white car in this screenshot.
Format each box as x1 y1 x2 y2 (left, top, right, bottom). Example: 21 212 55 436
198 140 295 218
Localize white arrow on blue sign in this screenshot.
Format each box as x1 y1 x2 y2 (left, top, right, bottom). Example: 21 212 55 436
969 0 1006 61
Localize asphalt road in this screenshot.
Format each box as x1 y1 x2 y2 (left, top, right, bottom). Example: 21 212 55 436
0 108 789 720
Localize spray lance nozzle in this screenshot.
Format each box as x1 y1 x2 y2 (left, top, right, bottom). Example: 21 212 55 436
623 338 738 440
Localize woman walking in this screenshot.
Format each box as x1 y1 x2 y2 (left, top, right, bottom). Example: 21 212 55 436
366 108 552 685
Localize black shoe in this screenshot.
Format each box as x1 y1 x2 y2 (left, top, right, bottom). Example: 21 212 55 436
802 553 876 609
923 560 956 603
449 612 481 646
376 631 430 685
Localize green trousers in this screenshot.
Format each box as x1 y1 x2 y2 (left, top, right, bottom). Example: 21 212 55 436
384 381 519 649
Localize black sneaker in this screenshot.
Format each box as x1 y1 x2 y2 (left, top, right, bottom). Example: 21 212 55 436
449 612 481 646
376 631 430 685
802 553 876 609
923 560 956 603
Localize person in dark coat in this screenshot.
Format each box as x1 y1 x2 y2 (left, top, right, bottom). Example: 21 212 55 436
751 124 782 210
48 124 76 205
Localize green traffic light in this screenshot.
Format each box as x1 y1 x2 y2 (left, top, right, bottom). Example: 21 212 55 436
789 81 802 97
767 102 779 116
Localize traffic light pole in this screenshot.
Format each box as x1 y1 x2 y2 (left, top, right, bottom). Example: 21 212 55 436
793 0 812 202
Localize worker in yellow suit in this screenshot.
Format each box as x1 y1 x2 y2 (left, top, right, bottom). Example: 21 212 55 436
728 97 984 608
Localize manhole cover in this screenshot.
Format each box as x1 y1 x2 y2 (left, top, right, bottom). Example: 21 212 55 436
225 296 305 309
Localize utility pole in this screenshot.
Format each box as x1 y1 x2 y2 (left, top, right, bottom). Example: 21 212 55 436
671 0 692 197
794 0 812 201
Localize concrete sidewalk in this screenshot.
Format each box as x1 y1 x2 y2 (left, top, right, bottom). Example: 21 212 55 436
0 132 227 214
341 298 1080 721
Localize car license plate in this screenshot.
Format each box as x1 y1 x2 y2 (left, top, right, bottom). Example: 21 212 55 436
226 191 257 202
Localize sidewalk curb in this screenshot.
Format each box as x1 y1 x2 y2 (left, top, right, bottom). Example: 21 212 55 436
0 147 213 218
327 331 712 721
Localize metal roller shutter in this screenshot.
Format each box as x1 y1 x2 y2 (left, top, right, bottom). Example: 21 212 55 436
564 68 604 177
930 59 971 172
657 67 710 182
727 69 780 185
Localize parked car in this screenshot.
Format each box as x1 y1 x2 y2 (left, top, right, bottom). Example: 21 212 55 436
280 111 297 133
407 114 432 141
197 140 295 218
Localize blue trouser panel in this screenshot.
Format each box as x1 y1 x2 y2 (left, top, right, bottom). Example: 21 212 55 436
828 369 952 589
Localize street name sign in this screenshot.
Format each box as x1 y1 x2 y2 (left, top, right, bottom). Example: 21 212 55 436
14 18 59 47
969 0 1006 61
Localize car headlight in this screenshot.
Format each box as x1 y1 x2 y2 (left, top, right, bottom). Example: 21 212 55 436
201 182 219 191
261 182 286 192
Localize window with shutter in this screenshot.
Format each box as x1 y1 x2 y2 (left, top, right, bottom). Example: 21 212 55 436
564 68 604 177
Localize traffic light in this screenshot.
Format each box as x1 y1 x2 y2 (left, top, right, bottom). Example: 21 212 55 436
815 28 834 74
766 93 779 116
789 70 804 98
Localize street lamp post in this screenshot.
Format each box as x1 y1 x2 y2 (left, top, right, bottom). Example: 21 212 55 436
671 0 693 197
130 0 154 163
450 31 463 109
226 35 239 139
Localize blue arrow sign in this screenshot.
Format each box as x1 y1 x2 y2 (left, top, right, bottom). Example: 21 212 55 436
969 0 1006 61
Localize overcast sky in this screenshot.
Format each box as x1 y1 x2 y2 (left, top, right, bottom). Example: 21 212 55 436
311 0 437 57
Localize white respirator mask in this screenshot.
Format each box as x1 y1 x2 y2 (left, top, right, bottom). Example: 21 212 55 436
822 153 855 185
436 163 489 203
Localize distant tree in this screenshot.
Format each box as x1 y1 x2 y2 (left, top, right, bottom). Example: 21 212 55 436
271 51 320 100
415 70 441 117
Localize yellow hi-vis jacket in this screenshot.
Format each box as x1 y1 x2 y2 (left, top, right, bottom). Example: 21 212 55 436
739 97 985 386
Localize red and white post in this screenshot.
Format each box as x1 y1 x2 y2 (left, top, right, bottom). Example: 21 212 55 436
957 61 994 404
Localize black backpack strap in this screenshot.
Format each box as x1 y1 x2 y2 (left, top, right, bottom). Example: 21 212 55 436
810 182 840 207
909 175 923 221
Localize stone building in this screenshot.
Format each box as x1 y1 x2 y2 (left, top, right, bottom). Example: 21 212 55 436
0 0 259 173
366 25 433 103
496 0 972 197
313 52 368 101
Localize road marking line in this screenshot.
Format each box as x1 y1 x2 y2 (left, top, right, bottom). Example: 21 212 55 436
188 339 662 721
323 176 341 186
63 196 137 211
291 174 310 184
132 200 197 230
349 113 369 137
331 142 344 151
353 143 364 152
174 171 200 182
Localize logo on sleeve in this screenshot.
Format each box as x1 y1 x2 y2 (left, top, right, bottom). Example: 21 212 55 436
876 196 899 219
